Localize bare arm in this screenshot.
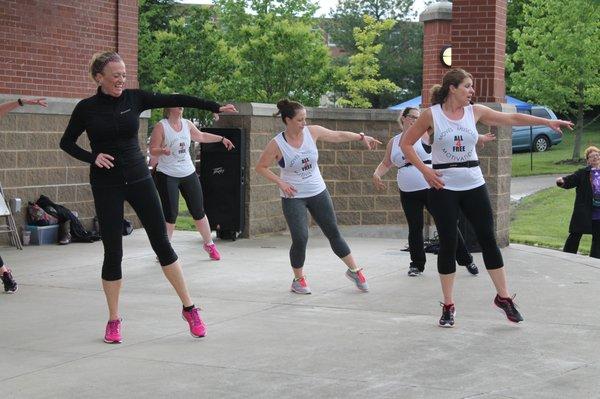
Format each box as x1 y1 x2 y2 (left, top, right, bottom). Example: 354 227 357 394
149 122 170 157
0 98 47 118
400 109 444 189
255 139 297 197
372 139 394 191
474 104 574 133
307 125 381 150
188 120 234 150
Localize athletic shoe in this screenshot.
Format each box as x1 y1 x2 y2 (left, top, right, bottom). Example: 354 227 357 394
345 268 369 292
104 318 122 344
1 268 18 294
407 266 421 277
494 294 524 323
203 243 221 261
464 262 479 275
291 276 311 294
438 303 456 328
182 307 206 337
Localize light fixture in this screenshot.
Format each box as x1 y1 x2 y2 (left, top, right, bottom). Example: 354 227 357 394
440 46 451 68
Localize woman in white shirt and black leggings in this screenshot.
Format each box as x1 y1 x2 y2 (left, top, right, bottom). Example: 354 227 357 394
401 68 573 328
256 99 381 295
373 107 478 277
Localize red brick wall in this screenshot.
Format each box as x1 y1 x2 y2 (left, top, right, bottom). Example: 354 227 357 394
0 0 138 98
451 0 507 102
421 19 452 107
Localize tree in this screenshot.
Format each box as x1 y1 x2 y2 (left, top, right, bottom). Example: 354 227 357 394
336 16 399 108
138 0 177 92
508 0 600 160
215 0 332 105
325 0 423 108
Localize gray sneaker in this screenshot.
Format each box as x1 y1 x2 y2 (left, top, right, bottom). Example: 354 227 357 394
291 276 311 294
345 269 369 292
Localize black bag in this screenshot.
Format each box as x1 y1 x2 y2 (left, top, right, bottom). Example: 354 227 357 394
35 195 101 243
122 219 133 236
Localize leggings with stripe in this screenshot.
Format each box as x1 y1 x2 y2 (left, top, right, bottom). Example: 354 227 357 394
282 189 351 268
92 177 178 281
427 184 503 275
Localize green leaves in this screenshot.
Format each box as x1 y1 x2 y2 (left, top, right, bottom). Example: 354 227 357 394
507 0 600 159
139 0 332 115
336 16 399 108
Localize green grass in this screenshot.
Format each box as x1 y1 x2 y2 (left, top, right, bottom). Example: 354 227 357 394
510 186 591 255
511 121 599 177
175 195 197 231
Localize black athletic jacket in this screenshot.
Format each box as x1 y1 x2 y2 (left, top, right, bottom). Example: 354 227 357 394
60 88 220 187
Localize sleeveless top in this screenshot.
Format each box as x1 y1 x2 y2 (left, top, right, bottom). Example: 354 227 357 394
156 118 196 178
274 126 327 198
430 104 485 191
390 133 431 192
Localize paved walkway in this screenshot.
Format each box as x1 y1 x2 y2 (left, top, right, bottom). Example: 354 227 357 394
510 174 561 202
1 229 599 398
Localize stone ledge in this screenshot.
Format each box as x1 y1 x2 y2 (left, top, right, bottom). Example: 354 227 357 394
0 94 151 118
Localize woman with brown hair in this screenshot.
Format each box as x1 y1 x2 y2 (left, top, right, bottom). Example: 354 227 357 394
401 68 573 327
256 99 380 294
373 106 478 277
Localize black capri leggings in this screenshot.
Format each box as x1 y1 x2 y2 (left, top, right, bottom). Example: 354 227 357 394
281 189 351 268
92 177 178 281
400 188 473 271
154 171 206 224
427 184 503 275
0 254 3 267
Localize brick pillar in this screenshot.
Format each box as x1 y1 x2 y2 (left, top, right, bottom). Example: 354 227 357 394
419 1 452 107
452 0 511 247
451 0 507 102
117 0 139 89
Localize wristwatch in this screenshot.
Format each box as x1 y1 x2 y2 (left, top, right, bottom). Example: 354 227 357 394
358 132 365 141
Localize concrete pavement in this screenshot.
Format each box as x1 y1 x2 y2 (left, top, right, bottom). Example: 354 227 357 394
510 174 562 202
1 229 599 398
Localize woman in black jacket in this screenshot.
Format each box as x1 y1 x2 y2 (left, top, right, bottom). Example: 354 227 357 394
556 146 600 258
60 51 237 343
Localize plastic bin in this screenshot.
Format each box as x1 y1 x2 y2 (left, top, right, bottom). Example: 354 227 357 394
25 225 59 245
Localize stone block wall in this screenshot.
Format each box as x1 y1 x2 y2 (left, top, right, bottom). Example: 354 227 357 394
214 102 511 247
214 104 416 237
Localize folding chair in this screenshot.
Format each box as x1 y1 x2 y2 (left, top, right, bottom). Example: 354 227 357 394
0 183 23 250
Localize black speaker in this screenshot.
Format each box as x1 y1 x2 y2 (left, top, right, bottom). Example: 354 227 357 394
198 128 246 240
457 210 481 253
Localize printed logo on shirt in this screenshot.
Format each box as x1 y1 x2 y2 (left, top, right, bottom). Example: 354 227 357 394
178 142 186 155
453 135 465 152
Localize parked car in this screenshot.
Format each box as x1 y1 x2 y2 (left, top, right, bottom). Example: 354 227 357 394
512 106 562 152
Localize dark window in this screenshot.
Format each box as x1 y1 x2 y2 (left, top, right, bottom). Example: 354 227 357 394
531 108 551 119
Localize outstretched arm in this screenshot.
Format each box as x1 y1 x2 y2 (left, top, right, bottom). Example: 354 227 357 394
474 104 574 134
188 121 234 150
307 125 381 150
0 98 47 118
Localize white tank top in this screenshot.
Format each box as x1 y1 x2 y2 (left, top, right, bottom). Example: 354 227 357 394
430 104 485 191
390 133 431 192
274 126 327 198
156 118 196 178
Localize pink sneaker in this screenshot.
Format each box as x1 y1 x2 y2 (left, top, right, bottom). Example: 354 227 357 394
104 318 122 344
182 307 206 338
203 243 221 260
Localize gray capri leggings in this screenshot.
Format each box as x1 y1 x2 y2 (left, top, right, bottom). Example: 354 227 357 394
281 189 351 268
